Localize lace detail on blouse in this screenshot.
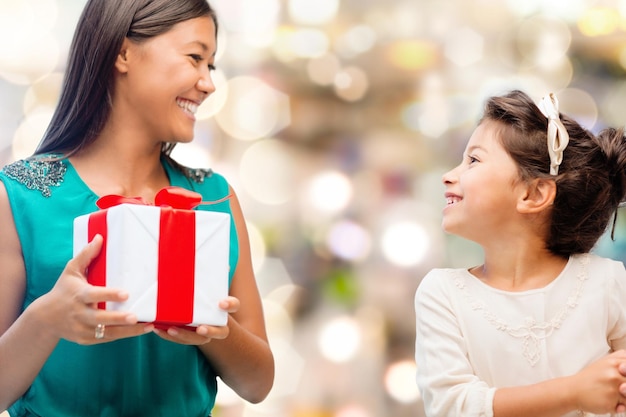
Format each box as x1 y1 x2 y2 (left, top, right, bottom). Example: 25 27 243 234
454 255 589 366
2 157 67 197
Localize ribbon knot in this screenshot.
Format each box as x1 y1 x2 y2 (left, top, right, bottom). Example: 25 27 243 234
538 93 570 175
96 186 203 210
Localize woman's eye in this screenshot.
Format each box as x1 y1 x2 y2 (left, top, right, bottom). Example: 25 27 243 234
190 54 203 62
468 156 478 164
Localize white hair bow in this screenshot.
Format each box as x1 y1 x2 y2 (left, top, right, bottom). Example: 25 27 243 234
538 93 569 175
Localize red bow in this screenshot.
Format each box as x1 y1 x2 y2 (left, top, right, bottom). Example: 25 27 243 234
96 186 203 210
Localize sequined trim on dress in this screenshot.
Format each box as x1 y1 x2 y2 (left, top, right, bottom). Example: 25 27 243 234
183 167 213 184
454 255 589 366
2 157 67 197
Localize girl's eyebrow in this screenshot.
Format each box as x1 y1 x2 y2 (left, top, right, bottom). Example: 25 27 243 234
466 145 485 153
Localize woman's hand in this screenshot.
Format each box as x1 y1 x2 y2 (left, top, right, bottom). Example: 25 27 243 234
152 296 240 345
37 234 153 344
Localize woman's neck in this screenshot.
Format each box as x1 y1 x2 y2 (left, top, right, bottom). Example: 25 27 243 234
69 138 171 203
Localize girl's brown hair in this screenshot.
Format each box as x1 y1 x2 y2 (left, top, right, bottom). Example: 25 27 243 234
481 90 626 257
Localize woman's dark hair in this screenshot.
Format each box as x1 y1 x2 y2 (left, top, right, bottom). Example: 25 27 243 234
35 0 218 160
481 90 626 257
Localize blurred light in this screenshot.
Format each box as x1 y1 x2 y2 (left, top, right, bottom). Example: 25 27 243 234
335 404 371 417
12 110 54 160
263 298 295 341
384 360 421 403
211 0 280 36
517 17 571 68
578 7 620 36
215 378 242 407
288 0 339 26
403 96 452 139
381 222 430 267
23 72 63 115
619 47 626 72
387 40 438 71
196 69 228 120
240 139 296 205
246 221 267 273
444 27 484 67
603 81 626 126
507 0 587 20
255 257 295 298
216 76 290 141
170 142 213 169
272 26 299 63
307 53 342 86
557 88 598 130
267 338 305 395
0 0 60 85
335 25 377 59
334 67 369 102
291 29 330 58
318 316 362 363
326 220 371 262
266 284 300 310
307 170 353 214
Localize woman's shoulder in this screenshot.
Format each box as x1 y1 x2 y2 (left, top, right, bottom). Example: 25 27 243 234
0 153 67 197
164 158 231 204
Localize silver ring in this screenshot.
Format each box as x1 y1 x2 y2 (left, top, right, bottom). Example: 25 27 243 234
95 323 105 339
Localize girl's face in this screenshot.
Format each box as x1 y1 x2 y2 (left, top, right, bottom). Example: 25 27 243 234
115 16 217 144
441 119 526 244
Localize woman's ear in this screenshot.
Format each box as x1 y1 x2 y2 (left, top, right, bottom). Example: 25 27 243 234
517 178 556 214
115 38 132 74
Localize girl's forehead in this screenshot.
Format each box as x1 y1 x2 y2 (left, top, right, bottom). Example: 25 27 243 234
467 121 502 148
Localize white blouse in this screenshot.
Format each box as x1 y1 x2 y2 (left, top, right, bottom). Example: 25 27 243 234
414 254 626 417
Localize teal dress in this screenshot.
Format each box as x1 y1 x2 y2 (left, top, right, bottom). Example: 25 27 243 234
0 155 239 417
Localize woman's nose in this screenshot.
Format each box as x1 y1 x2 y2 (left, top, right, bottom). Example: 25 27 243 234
197 68 216 96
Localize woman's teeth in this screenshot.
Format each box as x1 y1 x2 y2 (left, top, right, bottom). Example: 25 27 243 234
177 99 198 115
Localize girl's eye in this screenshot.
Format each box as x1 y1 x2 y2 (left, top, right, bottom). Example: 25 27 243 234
468 155 478 164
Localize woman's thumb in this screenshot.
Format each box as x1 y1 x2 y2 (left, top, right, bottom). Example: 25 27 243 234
72 234 104 273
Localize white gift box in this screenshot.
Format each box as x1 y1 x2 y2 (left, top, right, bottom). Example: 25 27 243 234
73 202 230 327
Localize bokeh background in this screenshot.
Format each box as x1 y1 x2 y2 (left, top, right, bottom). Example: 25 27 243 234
2 0 626 416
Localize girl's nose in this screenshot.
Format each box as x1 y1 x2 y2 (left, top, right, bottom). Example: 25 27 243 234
442 168 455 185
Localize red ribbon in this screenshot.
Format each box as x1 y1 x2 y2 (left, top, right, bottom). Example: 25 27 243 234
96 186 203 210
88 186 205 325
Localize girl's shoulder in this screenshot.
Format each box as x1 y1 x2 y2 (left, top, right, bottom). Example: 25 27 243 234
417 267 470 298
572 253 626 275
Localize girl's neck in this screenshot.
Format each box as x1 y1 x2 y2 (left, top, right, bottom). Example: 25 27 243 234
471 248 569 292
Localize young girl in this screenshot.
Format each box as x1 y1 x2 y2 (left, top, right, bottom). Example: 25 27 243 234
0 1 273 416
415 90 626 417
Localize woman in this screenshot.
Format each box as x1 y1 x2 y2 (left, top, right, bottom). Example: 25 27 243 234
0 1 274 415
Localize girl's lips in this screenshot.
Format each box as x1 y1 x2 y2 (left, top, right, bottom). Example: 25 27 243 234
445 192 462 205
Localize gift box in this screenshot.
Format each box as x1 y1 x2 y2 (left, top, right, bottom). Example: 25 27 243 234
73 187 231 328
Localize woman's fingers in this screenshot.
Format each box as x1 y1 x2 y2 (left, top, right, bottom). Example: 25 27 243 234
68 234 103 277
